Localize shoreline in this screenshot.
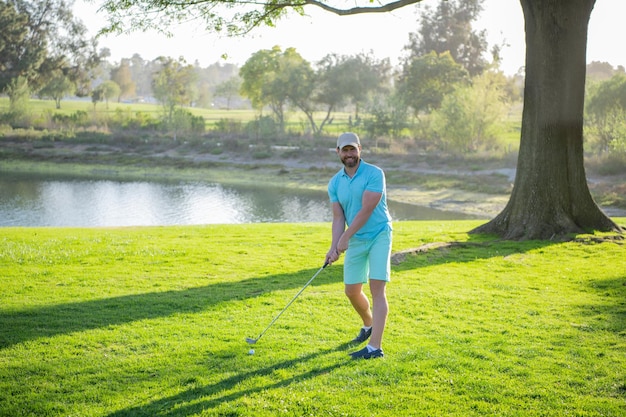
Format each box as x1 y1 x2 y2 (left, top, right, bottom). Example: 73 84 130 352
2 139 625 219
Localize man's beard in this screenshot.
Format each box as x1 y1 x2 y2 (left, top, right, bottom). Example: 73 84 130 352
341 156 360 168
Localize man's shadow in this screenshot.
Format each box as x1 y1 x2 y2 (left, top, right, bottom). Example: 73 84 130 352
106 342 354 417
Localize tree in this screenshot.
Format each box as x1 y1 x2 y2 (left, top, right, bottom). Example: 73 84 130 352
472 0 621 239
95 0 623 240
9 0 99 95
91 86 104 111
312 54 351 131
128 54 153 97
405 0 489 76
97 80 121 109
0 1 42 114
3 76 30 121
38 70 76 109
214 76 242 110
431 69 508 153
363 92 410 144
91 80 120 111
152 56 198 123
239 46 289 131
339 53 392 119
0 1 30 98
397 50 469 115
276 48 319 133
586 61 621 82
314 52 391 133
110 59 136 102
0 0 100 101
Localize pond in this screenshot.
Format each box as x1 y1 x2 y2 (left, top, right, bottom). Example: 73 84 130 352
0 174 479 227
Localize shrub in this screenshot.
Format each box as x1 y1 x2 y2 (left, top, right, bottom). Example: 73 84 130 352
246 116 280 141
214 118 244 134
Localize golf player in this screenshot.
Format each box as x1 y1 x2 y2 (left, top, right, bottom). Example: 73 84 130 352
325 132 393 359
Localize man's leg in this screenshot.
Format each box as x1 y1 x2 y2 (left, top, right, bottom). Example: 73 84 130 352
368 279 388 350
345 283 373 327
366 229 391 350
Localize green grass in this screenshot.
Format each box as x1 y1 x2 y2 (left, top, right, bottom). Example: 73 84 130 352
1 221 625 416
0 97 356 132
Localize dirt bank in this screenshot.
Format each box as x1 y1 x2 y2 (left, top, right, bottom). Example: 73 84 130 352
2 139 625 218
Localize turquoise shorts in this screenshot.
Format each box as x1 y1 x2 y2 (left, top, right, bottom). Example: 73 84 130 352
343 229 392 285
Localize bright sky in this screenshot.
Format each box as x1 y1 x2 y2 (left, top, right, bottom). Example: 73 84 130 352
77 0 626 76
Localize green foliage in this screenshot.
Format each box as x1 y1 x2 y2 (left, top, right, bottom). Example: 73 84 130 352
152 57 198 122
50 110 90 129
5 76 30 114
0 2 30 89
0 222 625 416
246 115 280 140
277 48 317 131
126 111 160 130
110 59 136 101
240 48 392 135
315 52 392 134
239 46 289 130
363 93 410 142
586 73 626 115
431 70 509 153
0 0 99 101
404 0 488 76
98 0 305 36
398 51 469 115
585 73 626 156
214 118 244 134
160 108 206 140
92 80 122 110
213 77 242 110
37 71 76 109
108 108 161 131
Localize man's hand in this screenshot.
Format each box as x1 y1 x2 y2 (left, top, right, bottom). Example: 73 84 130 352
337 233 350 253
325 248 340 265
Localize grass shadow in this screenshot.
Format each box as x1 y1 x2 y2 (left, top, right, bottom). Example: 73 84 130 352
391 235 555 272
0 265 342 349
0 236 559 350
578 275 626 334
105 342 353 417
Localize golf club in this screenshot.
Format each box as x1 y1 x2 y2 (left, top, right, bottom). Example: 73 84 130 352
246 262 329 345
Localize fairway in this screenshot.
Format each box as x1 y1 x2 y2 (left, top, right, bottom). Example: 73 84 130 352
1 220 625 416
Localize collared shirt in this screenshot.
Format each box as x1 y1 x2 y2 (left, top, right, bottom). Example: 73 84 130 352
328 160 392 240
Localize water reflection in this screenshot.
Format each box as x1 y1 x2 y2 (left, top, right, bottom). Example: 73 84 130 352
0 175 477 227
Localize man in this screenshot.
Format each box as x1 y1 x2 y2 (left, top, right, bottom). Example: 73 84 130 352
325 132 393 359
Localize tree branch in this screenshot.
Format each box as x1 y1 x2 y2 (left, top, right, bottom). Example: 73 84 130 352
303 0 423 16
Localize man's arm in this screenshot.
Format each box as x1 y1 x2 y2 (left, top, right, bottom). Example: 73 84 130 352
336 190 382 253
325 202 346 265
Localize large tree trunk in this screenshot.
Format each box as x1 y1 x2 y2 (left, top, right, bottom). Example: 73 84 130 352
471 0 622 240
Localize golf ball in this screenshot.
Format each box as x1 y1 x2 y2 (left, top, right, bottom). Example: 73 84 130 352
248 349 255 355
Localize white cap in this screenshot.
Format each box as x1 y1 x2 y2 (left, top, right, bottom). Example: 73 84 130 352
337 132 360 149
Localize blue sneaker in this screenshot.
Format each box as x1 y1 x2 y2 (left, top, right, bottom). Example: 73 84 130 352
349 346 384 359
351 327 372 343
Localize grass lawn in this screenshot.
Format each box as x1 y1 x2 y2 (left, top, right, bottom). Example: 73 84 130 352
1 220 625 416
0 97 356 133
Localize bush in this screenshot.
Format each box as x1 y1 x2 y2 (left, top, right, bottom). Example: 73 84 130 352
213 118 244 134
246 116 280 141
51 111 90 129
431 72 508 154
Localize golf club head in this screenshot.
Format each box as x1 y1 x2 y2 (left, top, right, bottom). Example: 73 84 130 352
245 337 257 344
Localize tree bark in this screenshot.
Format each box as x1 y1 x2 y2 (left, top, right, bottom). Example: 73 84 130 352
471 0 622 240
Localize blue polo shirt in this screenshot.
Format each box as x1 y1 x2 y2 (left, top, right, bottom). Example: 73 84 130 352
328 160 392 240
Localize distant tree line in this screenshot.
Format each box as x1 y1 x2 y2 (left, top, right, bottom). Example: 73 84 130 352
1 0 625 158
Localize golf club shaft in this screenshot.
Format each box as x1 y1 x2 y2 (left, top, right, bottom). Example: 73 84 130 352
252 262 328 342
